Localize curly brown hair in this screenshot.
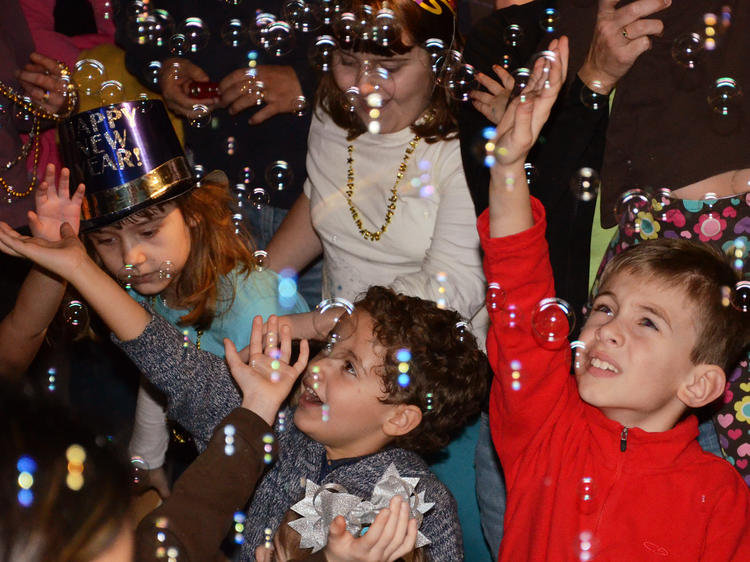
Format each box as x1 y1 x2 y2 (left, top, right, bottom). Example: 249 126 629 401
353 286 489 455
317 0 462 143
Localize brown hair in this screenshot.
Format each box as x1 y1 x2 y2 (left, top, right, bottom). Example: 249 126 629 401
597 238 749 372
0 380 131 561
86 180 258 331
354 286 489 455
317 0 462 143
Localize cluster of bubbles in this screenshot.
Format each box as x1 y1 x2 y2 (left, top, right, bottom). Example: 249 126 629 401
263 526 273 549
262 433 274 463
182 329 191 349
425 391 434 411
277 410 287 432
47 367 57 392
412 159 435 198
231 512 246 545
435 271 448 309
396 348 411 388
16 455 36 507
509 359 522 391
576 530 597 561
152 518 181 561
72 59 125 106
224 424 236 456
65 444 86 491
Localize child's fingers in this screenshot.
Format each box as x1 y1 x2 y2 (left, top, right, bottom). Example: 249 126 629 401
292 338 309 376
389 518 418 561
383 498 410 557
374 498 403 550
360 507 390 548
27 211 43 234
57 167 70 198
264 315 279 355
35 179 49 205
224 338 248 385
475 71 505 95
279 324 292 363
72 182 86 203
492 64 516 90
42 163 56 195
249 315 264 357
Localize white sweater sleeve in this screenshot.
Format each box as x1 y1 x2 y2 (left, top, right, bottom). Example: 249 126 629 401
128 380 170 469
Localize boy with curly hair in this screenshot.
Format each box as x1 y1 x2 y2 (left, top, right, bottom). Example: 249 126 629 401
0 200 489 559
480 37 750 559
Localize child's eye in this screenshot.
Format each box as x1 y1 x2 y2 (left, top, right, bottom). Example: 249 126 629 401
639 317 658 330
140 228 158 238
343 361 357 376
593 303 613 315
91 237 115 246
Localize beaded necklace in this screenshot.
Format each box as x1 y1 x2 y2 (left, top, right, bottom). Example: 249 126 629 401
0 66 76 202
345 135 421 242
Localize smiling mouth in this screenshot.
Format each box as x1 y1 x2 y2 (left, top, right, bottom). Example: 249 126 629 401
589 356 619 377
300 382 324 406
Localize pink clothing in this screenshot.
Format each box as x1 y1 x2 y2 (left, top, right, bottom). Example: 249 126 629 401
20 0 116 181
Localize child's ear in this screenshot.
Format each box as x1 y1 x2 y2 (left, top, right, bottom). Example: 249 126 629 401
382 404 423 438
677 364 726 408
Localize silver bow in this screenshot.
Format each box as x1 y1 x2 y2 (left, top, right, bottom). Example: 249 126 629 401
288 463 434 552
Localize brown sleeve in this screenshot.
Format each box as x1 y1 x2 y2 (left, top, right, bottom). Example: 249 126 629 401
135 407 277 561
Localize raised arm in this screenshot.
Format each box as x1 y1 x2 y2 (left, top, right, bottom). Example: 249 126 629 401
266 192 323 274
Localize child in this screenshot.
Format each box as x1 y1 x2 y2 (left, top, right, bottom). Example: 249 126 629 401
481 37 750 559
55 100 308 495
0 219 488 558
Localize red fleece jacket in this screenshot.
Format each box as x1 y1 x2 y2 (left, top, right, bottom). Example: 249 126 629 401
479 198 750 561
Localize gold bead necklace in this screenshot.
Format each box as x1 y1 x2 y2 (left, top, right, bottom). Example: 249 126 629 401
0 62 77 201
345 135 421 242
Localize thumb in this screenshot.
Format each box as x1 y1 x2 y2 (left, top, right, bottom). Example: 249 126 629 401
328 515 348 538
224 338 241 372
60 222 77 238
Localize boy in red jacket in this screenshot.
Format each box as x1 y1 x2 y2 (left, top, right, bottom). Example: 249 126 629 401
481 36 750 560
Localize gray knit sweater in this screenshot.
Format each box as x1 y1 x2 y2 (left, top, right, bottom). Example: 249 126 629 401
115 312 463 561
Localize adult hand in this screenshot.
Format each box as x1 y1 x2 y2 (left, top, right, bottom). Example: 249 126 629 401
578 0 671 94
17 52 71 115
224 315 309 425
492 37 569 169
29 164 85 241
218 65 303 124
470 64 515 125
159 58 218 117
324 495 418 562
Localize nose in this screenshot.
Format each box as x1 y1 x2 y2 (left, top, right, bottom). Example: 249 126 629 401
121 240 146 269
596 317 623 347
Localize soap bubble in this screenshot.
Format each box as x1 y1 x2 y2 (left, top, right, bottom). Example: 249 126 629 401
239 166 254 185
444 63 477 102
239 72 264 105
531 298 575 348
145 9 174 47
99 80 124 105
539 8 560 33
64 300 89 328
320 0 341 26
145 60 162 88
732 281 750 312
159 260 174 280
221 18 249 48
652 187 673 221
188 104 211 128
343 87 359 113
435 50 464 87
225 136 236 156
524 162 538 189
293 95 308 116
250 188 270 210
179 17 210 53
333 11 358 48
455 321 470 342
313 298 355 342
249 12 276 47
614 189 650 229
504 24 524 48
580 83 607 110
708 77 743 116
571 168 600 202
577 477 597 514
575 530 599 561
265 161 294 191
168 33 187 57
511 67 531 97
486 282 507 312
253 250 268 271
570 340 587 373
672 32 703 69
310 35 336 72
284 0 319 33
374 8 398 47
263 21 294 57
118 264 138 289
72 59 105 97
358 63 395 113
725 238 747 274
126 12 149 45
130 456 149 485
424 38 446 72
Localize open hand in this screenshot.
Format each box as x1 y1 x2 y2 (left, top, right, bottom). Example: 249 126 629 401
491 36 569 169
579 0 669 94
29 164 85 241
225 315 309 425
324 495 418 562
0 221 88 280
470 64 515 125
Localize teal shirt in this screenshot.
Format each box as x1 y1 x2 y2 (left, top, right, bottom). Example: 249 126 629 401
130 267 308 357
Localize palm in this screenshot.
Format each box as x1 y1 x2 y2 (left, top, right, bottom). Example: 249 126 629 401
0 222 87 280
30 165 85 241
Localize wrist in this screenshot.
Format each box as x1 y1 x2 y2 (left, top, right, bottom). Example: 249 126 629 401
577 64 617 95
241 397 279 427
